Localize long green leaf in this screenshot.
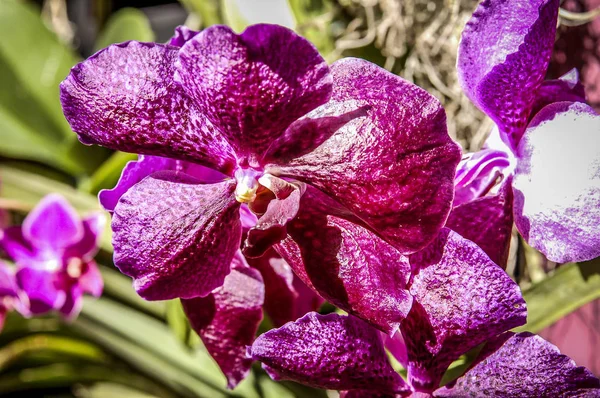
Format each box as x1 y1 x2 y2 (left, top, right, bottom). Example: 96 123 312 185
516 259 600 333
95 8 155 51
0 0 107 175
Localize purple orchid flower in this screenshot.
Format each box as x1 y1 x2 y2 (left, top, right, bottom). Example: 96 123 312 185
248 228 600 397
59 24 461 308
0 194 104 319
101 151 323 387
455 0 600 264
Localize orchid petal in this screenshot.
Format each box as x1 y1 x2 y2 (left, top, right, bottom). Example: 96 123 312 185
78 260 103 297
182 252 264 389
64 213 105 260
168 25 199 47
457 0 560 150
248 249 323 326
275 187 413 334
175 24 331 161
249 312 410 394
16 267 65 315
402 229 526 392
99 155 226 212
243 182 304 258
0 226 37 264
23 194 83 252
60 42 237 175
271 58 461 253
446 180 514 268
513 102 600 263
436 332 600 397
530 69 586 121
112 172 241 300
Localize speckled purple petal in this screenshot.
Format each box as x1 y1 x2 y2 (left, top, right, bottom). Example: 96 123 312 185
182 252 264 389
60 42 237 175
78 260 103 297
112 172 241 300
530 69 586 122
175 24 331 162
248 249 323 327
270 58 460 254
402 229 527 393
453 149 511 207
436 332 600 397
275 191 413 334
64 213 104 260
23 194 83 252
16 267 65 315
513 102 600 263
446 180 514 268
243 182 304 258
249 312 410 394
99 155 226 212
457 0 560 150
0 226 37 264
168 26 199 47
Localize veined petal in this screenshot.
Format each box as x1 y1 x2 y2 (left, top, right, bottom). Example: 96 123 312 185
248 249 323 327
175 24 331 161
402 229 526 393
16 267 65 315
513 102 600 263
270 58 460 253
446 180 514 268
112 172 241 300
453 149 511 207
457 0 560 150
23 194 83 252
248 312 410 394
182 252 264 389
60 42 237 175
99 155 226 212
275 188 413 334
530 69 586 121
435 332 600 397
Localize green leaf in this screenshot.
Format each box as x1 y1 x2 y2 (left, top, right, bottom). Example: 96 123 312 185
79 151 137 195
516 259 600 333
286 0 338 59
0 0 106 175
166 299 192 346
95 8 155 51
179 0 222 27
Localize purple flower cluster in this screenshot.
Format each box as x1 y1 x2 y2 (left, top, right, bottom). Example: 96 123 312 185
57 0 600 394
0 194 103 326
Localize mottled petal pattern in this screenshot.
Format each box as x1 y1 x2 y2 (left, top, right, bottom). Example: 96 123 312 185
182 252 264 389
175 24 331 161
403 229 526 392
249 312 410 394
513 102 600 263
23 194 83 252
99 155 226 212
112 172 241 300
276 194 413 334
271 58 461 253
446 180 514 268
436 332 600 397
457 0 560 149
60 42 237 174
